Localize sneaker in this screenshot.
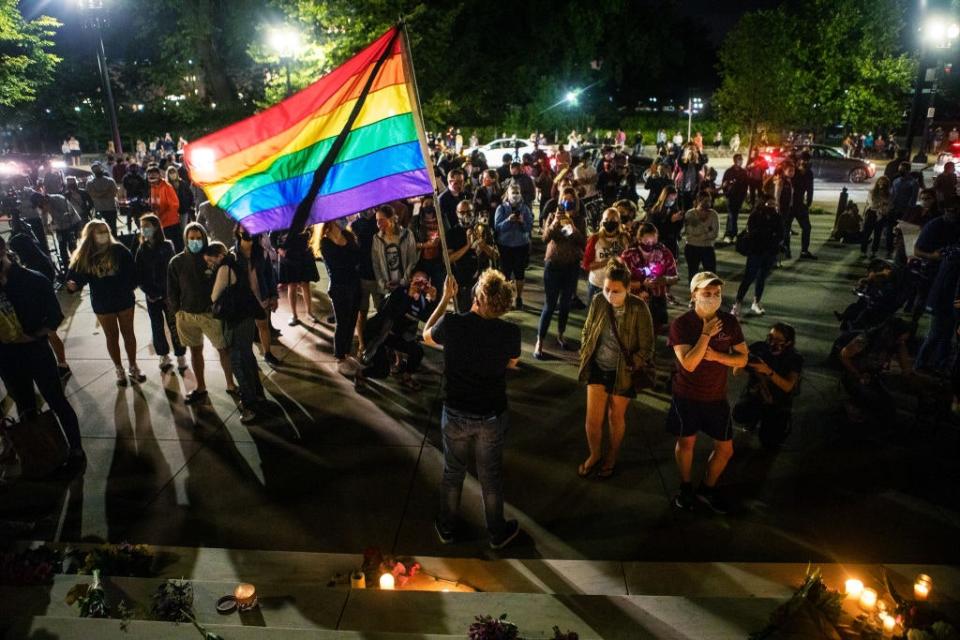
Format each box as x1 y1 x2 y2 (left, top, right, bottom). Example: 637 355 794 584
288 316 300 327
489 519 520 550
177 355 189 373
128 366 146 384
799 251 818 260
115 367 128 387
434 518 457 545
264 352 281 367
672 484 695 511
239 406 257 424
695 485 730 515
184 388 209 405
722 235 733 244
159 355 173 371
750 300 765 316
731 302 742 319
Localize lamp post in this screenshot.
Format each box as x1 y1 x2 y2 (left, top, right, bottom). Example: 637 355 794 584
687 96 703 142
564 89 582 139
910 15 959 163
77 0 122 156
268 27 302 98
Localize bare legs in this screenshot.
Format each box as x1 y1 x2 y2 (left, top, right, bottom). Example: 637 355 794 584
675 436 733 487
581 385 630 474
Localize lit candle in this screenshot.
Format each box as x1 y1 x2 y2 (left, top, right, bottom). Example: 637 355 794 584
882 613 896 635
859 588 878 610
234 583 256 609
914 574 932 601
845 579 864 599
379 573 395 590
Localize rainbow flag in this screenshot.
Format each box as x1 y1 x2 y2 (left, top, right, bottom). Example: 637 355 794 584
183 26 434 234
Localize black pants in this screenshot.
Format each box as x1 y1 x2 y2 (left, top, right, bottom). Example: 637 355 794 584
146 298 185 357
0 339 82 450
98 209 118 236
725 195 745 238
737 253 777 302
329 282 360 359
861 214 895 255
25 218 49 255
684 245 717 283
782 208 812 255
732 396 791 449
363 334 423 378
54 225 80 272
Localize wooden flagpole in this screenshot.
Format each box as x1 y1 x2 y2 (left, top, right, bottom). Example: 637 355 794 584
399 19 458 311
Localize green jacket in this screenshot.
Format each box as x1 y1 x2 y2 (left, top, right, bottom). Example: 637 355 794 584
578 293 655 395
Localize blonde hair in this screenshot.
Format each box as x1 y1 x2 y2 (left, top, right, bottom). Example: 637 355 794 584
475 268 515 317
69 220 119 276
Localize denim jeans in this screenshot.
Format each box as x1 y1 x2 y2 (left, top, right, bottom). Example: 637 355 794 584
538 261 579 339
736 253 777 302
146 298 185 357
328 282 360 359
861 214 894 255
224 317 262 405
0 339 82 450
439 405 508 536
916 312 956 371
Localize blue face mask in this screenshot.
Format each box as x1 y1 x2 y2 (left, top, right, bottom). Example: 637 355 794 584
187 238 204 254
562 200 575 211
142 226 155 240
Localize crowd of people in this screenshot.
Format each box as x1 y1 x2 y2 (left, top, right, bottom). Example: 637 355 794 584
1 125 956 549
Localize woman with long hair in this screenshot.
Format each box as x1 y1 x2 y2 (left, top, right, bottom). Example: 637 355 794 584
234 225 280 366
682 191 720 283
135 214 187 372
731 195 783 318
577 259 655 478
278 226 320 326
861 175 893 258
313 221 362 362
66 220 143 386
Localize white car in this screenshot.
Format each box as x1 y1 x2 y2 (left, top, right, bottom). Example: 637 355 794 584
934 143 960 174
464 138 545 163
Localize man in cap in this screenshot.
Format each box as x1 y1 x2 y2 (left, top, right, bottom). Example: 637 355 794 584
666 272 748 514
86 161 120 235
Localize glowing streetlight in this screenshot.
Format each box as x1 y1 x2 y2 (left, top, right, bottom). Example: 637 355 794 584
924 17 960 47
268 26 303 97
565 90 580 105
687 96 703 140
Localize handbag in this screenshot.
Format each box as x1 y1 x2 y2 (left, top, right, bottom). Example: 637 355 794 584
1 413 68 480
211 264 244 322
606 303 656 392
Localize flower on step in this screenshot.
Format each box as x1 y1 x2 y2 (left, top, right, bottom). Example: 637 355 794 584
467 614 519 640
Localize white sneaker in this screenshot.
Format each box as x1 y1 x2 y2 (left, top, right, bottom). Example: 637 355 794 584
116 366 128 387
159 355 173 370
751 300 765 315
128 366 146 384
177 355 188 372
731 302 742 319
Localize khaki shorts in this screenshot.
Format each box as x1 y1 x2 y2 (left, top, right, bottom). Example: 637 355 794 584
358 278 379 313
176 311 226 349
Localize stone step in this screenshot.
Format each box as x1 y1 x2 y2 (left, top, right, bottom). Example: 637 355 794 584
9 541 960 599
6 617 463 640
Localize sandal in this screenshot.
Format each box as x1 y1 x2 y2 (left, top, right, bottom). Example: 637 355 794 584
184 389 209 404
597 464 616 479
400 375 422 391
577 459 600 478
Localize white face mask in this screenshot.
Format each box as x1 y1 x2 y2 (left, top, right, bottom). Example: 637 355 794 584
604 289 627 307
95 232 110 246
696 295 722 314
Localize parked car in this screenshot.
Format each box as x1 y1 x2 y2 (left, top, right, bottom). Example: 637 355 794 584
760 144 876 183
464 138 547 163
934 142 960 174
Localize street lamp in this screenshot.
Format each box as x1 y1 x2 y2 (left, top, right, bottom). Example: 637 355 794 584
76 0 122 156
910 16 960 162
268 26 302 98
687 96 703 141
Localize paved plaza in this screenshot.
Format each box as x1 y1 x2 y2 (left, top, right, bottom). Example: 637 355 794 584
2 206 958 571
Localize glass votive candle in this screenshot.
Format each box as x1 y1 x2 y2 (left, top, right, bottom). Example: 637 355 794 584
859 587 878 610
845 579 864 599
234 582 257 610
379 573 395 590
914 574 932 601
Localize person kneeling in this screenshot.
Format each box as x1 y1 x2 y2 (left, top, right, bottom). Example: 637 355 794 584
356 271 436 391
732 323 802 449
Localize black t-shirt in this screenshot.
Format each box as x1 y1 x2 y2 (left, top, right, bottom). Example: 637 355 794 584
744 341 803 407
0 262 63 344
431 311 521 415
320 236 361 286
350 215 378 280
446 226 479 283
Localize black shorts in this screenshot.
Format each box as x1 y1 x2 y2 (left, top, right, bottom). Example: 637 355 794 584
499 244 529 281
665 397 732 441
587 361 636 398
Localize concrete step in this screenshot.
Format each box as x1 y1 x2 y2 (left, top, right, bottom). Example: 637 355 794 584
6 617 463 640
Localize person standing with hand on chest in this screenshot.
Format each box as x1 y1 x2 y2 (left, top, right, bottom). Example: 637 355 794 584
667 272 748 514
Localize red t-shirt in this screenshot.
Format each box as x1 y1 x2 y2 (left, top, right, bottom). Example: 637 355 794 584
668 309 745 402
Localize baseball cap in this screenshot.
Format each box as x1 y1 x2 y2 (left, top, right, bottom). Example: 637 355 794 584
689 271 724 293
